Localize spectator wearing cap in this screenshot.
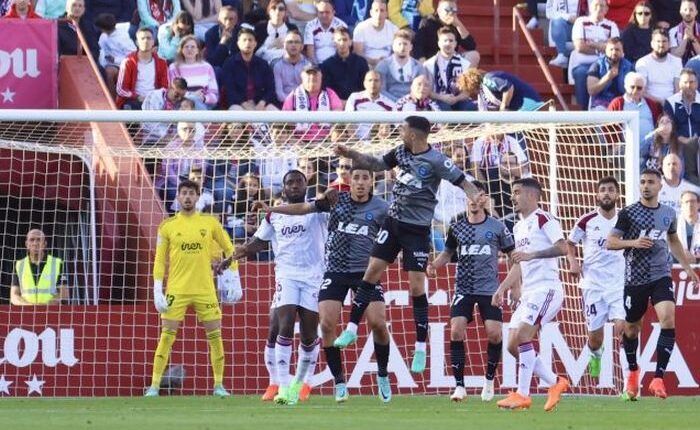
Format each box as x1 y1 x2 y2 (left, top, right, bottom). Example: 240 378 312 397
387 0 433 32
320 27 369 102
255 0 299 64
395 75 440 111
375 29 427 102
586 37 634 110
345 70 395 140
3 0 41 18
414 0 479 67
96 12 136 99
283 64 343 140
353 0 398 68
608 71 662 142
116 27 169 110
273 30 311 104
569 0 620 108
305 0 348 64
424 27 474 111
223 27 278 110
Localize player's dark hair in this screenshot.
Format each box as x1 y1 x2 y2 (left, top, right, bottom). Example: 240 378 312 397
512 177 542 193
597 175 619 191
640 168 662 179
404 115 431 135
178 179 200 195
171 77 188 91
282 169 307 184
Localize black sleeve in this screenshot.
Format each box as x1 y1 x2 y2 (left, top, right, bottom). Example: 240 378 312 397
458 34 477 51
11 269 19 288
254 21 268 51
587 61 601 78
613 208 631 235
444 227 458 251
382 147 399 168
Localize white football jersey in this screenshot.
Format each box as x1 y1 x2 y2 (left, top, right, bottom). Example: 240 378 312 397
568 209 625 292
513 208 564 293
254 211 328 283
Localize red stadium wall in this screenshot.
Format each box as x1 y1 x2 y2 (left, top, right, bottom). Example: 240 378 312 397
0 265 699 397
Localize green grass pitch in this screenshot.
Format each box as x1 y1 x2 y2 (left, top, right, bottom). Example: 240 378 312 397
1 395 699 430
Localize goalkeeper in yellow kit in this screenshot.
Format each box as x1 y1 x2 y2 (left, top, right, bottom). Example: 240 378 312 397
145 180 238 397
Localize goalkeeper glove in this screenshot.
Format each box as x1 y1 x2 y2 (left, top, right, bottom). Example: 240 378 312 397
218 268 243 303
153 280 170 313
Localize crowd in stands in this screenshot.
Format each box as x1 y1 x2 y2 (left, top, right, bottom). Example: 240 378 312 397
5 0 700 259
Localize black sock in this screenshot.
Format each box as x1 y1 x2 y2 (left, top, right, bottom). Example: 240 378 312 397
374 342 390 377
349 281 374 325
412 294 429 343
655 328 676 378
623 334 639 371
450 341 465 387
323 346 345 384
486 341 502 381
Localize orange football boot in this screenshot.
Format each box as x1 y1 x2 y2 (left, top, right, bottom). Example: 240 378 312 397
497 391 532 410
648 377 668 399
544 377 570 411
261 384 278 401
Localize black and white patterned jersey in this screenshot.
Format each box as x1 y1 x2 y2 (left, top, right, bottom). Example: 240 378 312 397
381 144 466 227
318 192 389 273
445 215 515 295
611 202 677 286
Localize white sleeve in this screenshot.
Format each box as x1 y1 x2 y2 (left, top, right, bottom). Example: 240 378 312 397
610 22 620 38
542 218 565 244
572 18 584 40
568 221 586 244
470 139 484 163
304 21 315 46
353 24 365 43
345 93 358 111
253 215 275 241
669 26 680 48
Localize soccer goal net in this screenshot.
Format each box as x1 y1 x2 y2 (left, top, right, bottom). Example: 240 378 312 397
0 110 640 397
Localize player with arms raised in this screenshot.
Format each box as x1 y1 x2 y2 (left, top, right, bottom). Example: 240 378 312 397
566 176 626 380
258 167 393 403
235 170 326 405
428 180 515 402
493 178 570 411
607 169 699 399
333 115 484 373
146 180 237 397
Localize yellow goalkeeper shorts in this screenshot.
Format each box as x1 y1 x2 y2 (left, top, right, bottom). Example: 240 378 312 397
161 292 221 322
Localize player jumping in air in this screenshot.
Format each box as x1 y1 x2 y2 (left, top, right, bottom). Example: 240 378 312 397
493 178 570 411
258 167 393 403
333 115 484 373
607 169 699 400
566 176 626 380
235 170 326 405
428 180 515 402
146 180 238 397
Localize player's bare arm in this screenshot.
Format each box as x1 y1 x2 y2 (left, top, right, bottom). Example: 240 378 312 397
492 260 521 306
605 232 654 250
334 144 387 172
459 178 487 203
233 237 268 260
667 232 700 284
512 239 567 263
566 241 582 278
426 249 455 277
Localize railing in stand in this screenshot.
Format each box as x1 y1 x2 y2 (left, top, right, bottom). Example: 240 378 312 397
493 0 501 65
512 5 569 110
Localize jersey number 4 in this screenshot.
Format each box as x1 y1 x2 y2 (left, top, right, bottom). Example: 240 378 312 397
586 303 598 317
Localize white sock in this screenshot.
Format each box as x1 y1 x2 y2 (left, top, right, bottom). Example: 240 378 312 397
275 336 293 387
517 342 536 397
588 344 603 358
294 339 319 384
533 356 557 387
346 322 358 335
303 339 320 383
264 343 278 385
415 341 427 352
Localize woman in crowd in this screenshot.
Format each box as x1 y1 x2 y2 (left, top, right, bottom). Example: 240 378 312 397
621 1 655 64
158 10 196 62
255 0 299 64
640 113 683 171
169 35 220 109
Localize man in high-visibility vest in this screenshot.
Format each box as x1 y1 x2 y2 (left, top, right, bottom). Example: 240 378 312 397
10 229 67 306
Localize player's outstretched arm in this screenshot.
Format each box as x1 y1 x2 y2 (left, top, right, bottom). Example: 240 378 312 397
233 237 268 261
566 241 582 278
606 232 653 250
668 232 700 283
334 144 388 172
492 262 521 307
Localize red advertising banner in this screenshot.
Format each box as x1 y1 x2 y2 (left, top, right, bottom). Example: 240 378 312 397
0 265 698 397
0 19 58 109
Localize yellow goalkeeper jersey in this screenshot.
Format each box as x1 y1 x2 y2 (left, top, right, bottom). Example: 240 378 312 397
154 212 235 295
